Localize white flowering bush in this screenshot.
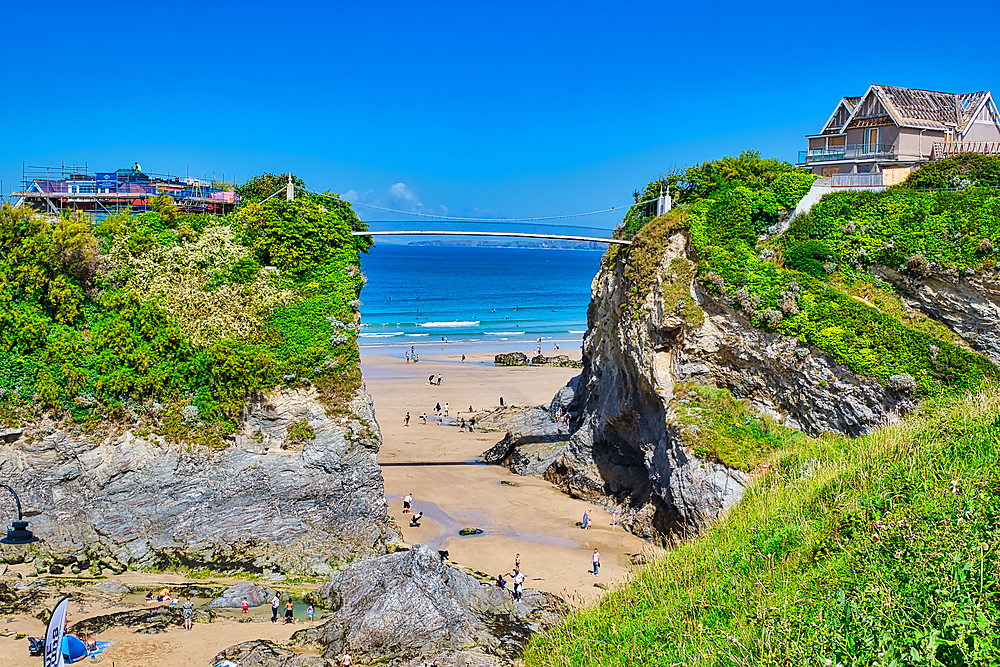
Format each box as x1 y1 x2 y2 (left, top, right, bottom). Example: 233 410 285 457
112 225 295 347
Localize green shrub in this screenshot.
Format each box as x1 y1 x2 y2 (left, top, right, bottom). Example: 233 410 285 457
784 240 834 278
904 152 1000 190
770 170 817 208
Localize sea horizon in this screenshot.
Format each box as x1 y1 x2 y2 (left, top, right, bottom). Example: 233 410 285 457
357 243 602 350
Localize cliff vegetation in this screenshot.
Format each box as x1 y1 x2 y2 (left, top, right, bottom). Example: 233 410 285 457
527 385 1000 666
0 174 372 442
623 153 999 397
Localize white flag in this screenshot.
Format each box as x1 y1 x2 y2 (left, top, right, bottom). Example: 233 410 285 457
43 595 69 667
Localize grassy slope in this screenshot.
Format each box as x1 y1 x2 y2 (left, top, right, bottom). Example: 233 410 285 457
525 386 1000 666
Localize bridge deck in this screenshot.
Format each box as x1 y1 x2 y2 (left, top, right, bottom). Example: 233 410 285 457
351 230 630 245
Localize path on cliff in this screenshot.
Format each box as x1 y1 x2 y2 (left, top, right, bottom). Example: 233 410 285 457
361 346 658 603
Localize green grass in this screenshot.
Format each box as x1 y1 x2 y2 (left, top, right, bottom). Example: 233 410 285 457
525 386 1000 666
669 382 833 472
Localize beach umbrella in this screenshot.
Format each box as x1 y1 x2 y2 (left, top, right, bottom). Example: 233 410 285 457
62 635 88 664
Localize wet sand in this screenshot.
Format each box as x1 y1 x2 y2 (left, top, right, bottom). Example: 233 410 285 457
362 343 658 604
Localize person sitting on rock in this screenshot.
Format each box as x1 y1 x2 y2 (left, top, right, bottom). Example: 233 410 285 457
409 511 423 527
496 573 507 591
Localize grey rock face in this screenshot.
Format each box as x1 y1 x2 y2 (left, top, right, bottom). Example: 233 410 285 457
873 265 1000 367
542 229 913 542
304 544 562 666
0 386 400 574
477 407 571 476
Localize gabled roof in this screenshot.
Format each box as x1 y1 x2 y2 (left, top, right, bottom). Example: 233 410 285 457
840 85 996 133
820 97 856 134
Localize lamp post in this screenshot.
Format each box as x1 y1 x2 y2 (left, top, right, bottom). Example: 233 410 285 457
0 484 39 545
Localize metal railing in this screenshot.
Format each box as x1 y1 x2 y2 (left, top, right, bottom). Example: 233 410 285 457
798 143 895 164
932 142 1000 159
832 172 883 187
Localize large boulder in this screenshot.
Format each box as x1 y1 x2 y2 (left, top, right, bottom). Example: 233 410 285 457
530 354 582 368
221 545 564 667
209 582 276 608
494 352 528 366
477 407 571 476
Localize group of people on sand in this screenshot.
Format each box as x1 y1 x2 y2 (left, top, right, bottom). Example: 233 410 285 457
403 493 423 527
407 403 480 431
269 593 315 624
145 589 196 629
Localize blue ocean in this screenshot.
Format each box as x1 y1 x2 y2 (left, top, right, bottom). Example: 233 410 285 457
357 244 604 349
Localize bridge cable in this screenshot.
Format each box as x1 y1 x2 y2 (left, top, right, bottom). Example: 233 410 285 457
296 186 657 223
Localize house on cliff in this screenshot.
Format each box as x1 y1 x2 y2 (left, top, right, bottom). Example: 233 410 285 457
797 85 1000 184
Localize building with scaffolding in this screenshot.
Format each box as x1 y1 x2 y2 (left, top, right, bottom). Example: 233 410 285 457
11 163 238 216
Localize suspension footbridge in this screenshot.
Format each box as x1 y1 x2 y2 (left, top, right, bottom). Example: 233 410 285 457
350 230 631 245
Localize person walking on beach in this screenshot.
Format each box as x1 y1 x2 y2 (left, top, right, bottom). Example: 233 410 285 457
405 351 410 363
183 596 194 630
403 493 412 514
242 597 249 615
469 416 476 432
437 373 443 385
420 412 427 424
284 599 296 624
404 412 410 426
592 549 601 576
459 418 466 432
435 402 441 415
515 553 521 569
444 402 449 417
271 593 280 623
462 354 466 363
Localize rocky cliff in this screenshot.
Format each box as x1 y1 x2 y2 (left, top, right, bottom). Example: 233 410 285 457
501 229 917 542
0 385 399 575
873 265 1000 368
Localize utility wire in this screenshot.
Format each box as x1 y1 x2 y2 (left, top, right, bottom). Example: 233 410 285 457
297 186 657 223
359 219 615 232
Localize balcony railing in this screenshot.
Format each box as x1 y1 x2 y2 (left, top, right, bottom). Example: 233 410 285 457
798 143 895 164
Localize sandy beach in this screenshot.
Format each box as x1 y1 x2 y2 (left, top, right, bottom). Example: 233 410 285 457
362 342 658 604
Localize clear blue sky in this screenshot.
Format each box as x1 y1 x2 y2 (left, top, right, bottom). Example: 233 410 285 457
2 1 997 234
